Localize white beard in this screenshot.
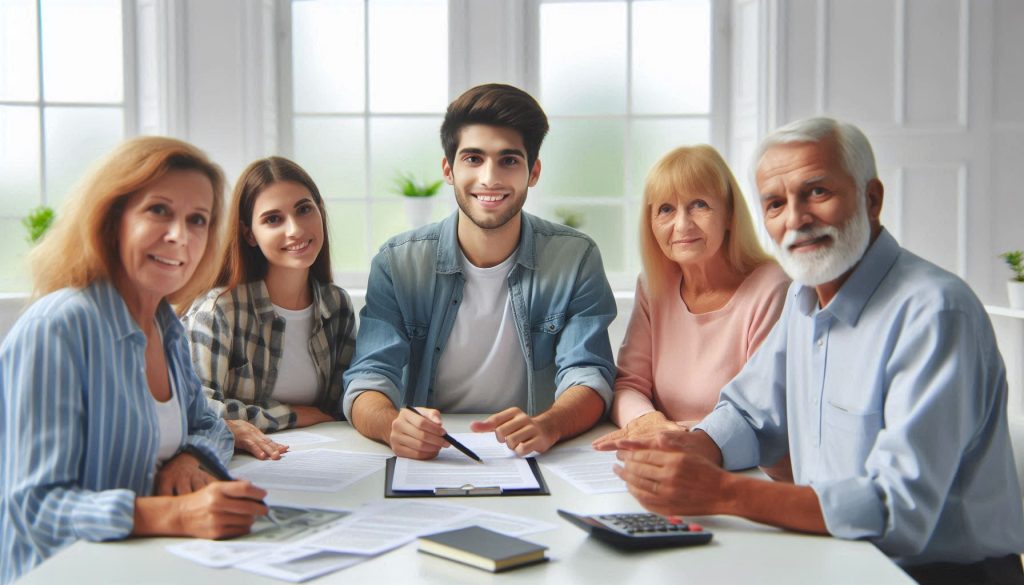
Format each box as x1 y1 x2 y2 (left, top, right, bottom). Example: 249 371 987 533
772 196 871 287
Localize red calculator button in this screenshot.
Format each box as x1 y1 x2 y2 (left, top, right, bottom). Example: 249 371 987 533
667 516 683 525
688 523 703 532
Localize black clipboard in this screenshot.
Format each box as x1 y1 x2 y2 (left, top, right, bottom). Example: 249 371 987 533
384 456 550 498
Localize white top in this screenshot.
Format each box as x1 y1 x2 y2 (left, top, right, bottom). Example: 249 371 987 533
270 303 319 406
433 249 529 413
153 374 183 465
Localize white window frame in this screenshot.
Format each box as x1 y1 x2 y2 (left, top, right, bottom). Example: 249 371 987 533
0 0 137 209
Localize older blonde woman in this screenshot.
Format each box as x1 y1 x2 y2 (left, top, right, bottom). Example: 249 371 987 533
0 137 267 584
594 145 789 447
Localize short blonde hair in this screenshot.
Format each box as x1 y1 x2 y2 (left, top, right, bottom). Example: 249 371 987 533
30 136 226 307
639 145 772 298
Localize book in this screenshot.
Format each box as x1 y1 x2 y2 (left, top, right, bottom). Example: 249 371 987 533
417 526 549 573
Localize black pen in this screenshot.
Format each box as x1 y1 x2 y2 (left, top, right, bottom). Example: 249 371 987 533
182 445 281 526
403 406 483 464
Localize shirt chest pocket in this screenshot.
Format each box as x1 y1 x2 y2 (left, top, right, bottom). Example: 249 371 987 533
228 360 257 401
529 313 565 370
403 321 428 340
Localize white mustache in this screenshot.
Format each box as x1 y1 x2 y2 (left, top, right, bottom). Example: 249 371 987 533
781 225 840 250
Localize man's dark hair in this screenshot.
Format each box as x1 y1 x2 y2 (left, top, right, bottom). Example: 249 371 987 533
440 84 550 169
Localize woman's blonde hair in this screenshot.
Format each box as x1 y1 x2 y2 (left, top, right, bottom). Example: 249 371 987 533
639 145 772 297
30 136 226 307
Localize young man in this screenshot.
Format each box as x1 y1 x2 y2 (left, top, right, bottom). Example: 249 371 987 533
343 84 616 459
599 118 1024 584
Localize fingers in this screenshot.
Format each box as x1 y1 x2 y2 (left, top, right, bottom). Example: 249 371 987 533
215 479 268 502
390 412 447 459
591 427 627 450
470 408 520 433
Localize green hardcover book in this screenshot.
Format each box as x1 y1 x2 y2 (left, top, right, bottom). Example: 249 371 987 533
418 526 549 573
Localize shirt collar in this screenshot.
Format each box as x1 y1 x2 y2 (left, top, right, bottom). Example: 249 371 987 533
435 211 537 274
96 280 185 345
794 228 901 325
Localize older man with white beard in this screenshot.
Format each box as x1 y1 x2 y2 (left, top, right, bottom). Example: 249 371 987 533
597 118 1024 585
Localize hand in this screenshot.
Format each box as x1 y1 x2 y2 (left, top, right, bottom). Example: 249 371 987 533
471 407 559 456
614 446 731 517
172 481 269 539
591 411 681 450
227 419 288 460
388 407 449 459
292 405 334 428
154 452 216 496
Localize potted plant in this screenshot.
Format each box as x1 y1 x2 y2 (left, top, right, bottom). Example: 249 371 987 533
395 173 443 228
22 205 55 244
1001 250 1024 310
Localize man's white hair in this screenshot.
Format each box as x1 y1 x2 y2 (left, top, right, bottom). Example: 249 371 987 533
752 117 878 192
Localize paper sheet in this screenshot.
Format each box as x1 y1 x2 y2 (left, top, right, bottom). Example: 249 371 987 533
436 432 517 460
242 547 365 583
300 501 555 556
392 456 539 491
231 449 388 492
269 430 334 447
538 446 627 494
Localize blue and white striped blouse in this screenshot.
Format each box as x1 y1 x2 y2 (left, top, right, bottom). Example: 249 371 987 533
0 280 233 584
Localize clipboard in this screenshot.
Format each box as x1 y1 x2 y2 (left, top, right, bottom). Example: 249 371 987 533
384 456 550 498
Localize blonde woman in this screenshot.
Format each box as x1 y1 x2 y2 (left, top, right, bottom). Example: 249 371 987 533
594 145 790 446
0 137 267 584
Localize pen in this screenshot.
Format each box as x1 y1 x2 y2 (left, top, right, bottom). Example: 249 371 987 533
182 445 281 526
403 406 483 464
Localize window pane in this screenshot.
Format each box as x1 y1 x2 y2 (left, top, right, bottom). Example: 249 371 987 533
324 200 368 272
292 0 365 113
294 116 367 199
629 118 710 194
44 106 123 207
632 0 711 114
540 2 627 115
370 200 408 251
0 218 32 292
0 106 41 216
539 118 625 198
0 0 38 101
41 0 123 103
369 116 444 199
368 0 447 113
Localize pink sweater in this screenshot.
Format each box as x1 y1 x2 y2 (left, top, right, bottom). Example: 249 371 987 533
611 262 790 426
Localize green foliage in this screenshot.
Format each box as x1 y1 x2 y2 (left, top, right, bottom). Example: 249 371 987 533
394 173 443 198
554 207 584 229
22 206 55 245
1002 250 1024 282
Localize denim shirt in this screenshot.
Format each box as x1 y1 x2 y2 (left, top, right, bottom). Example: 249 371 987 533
343 211 617 418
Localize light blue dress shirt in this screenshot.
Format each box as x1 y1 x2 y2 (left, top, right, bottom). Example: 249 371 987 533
343 211 617 419
0 281 233 584
697 229 1024 566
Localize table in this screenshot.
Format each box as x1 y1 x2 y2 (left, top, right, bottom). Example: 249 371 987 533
20 416 914 584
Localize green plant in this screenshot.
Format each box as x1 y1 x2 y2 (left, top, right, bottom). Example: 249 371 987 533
554 207 584 229
22 205 55 245
394 173 443 198
1002 250 1024 282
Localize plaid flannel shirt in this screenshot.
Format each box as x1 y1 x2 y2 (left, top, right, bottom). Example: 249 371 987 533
182 278 357 431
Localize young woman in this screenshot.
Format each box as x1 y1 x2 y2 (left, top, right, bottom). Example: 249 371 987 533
183 157 356 460
1 137 267 584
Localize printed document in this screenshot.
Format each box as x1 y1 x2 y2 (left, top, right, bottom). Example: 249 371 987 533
538 446 627 494
231 449 388 492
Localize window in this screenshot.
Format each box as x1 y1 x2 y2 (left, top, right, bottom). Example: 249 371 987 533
285 0 449 282
527 0 714 288
0 0 129 291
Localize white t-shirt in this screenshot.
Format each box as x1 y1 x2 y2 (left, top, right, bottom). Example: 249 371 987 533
433 248 529 413
154 374 183 465
270 303 319 406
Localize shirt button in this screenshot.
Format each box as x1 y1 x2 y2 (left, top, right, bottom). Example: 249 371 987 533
816 339 824 347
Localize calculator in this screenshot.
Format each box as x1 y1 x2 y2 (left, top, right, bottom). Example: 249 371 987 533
557 509 713 550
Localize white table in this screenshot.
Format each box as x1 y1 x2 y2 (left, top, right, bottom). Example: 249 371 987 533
19 416 913 584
